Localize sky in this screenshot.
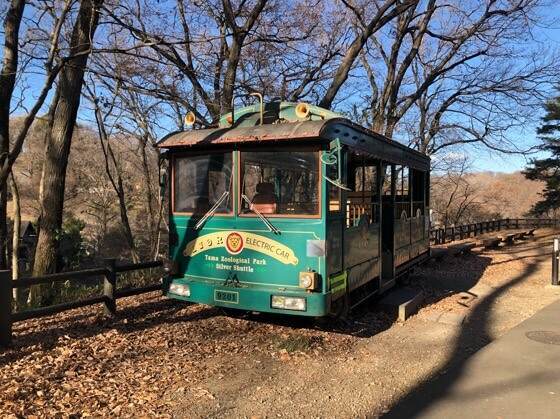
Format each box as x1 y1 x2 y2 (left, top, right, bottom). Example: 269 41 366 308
474 151 537 173
471 9 560 173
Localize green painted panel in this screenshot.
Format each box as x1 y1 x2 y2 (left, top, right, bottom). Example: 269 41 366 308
343 220 380 267
170 216 324 288
326 218 343 275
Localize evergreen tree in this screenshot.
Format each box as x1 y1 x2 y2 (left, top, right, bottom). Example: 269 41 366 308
524 96 560 216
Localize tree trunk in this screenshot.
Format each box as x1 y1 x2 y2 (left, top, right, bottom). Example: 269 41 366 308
319 0 414 109
33 0 103 288
0 187 7 270
9 173 20 309
116 183 140 263
0 0 26 271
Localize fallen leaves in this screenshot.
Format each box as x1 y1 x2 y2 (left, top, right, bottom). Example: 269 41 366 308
0 292 357 417
3 232 554 417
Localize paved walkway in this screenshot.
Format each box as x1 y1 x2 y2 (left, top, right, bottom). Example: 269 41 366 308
385 297 560 419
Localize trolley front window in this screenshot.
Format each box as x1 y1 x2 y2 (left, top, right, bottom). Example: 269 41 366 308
173 153 233 214
240 150 320 216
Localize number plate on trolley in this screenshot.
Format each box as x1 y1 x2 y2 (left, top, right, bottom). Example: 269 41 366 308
214 290 239 304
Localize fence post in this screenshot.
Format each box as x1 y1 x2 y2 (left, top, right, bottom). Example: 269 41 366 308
553 239 560 286
0 270 12 347
103 258 117 316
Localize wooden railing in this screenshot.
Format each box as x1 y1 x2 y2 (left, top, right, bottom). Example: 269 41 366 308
0 259 163 347
430 218 559 245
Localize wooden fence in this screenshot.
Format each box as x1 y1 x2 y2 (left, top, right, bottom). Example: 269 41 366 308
0 259 163 347
430 218 559 245
1 217 557 346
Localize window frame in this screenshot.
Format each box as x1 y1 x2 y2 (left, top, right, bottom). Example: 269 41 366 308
171 150 235 216
346 153 380 227
326 150 342 214
237 146 323 219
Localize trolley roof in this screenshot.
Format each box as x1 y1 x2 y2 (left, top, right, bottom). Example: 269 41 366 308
158 104 430 171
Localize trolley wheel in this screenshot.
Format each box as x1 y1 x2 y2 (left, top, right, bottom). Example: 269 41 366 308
329 294 350 320
220 307 250 318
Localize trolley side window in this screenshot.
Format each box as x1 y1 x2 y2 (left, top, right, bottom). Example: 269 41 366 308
382 164 392 195
395 165 410 219
347 153 379 227
240 150 320 216
173 153 233 214
327 161 341 212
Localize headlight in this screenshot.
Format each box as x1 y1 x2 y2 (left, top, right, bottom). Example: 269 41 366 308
271 295 306 311
301 275 312 288
169 283 190 297
299 271 319 290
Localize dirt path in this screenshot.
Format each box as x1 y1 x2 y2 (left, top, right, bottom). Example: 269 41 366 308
1 230 559 418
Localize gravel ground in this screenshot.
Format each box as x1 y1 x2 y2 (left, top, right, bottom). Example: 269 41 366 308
1 229 559 418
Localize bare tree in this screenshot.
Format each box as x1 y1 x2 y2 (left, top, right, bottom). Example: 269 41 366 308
430 155 481 226
9 172 20 308
1 0 74 271
84 58 168 260
318 0 418 109
0 0 72 185
104 0 274 125
356 0 559 155
87 84 141 263
0 0 25 269
33 0 105 287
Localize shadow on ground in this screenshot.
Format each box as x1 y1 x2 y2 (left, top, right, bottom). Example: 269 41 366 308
216 245 495 340
381 241 548 418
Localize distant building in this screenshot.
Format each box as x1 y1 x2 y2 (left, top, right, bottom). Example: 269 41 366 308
8 219 37 273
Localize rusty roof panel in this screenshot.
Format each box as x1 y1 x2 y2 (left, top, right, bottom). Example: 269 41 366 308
157 119 337 148
157 117 430 170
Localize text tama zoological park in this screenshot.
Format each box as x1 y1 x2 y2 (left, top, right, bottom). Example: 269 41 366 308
183 231 299 265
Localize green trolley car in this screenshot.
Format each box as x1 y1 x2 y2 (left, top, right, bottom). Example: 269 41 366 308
158 101 430 317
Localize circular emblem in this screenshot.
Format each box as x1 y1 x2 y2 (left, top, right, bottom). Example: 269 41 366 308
226 232 244 255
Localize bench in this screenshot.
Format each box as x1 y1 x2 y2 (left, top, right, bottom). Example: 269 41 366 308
514 232 526 240
500 233 515 245
482 237 501 249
